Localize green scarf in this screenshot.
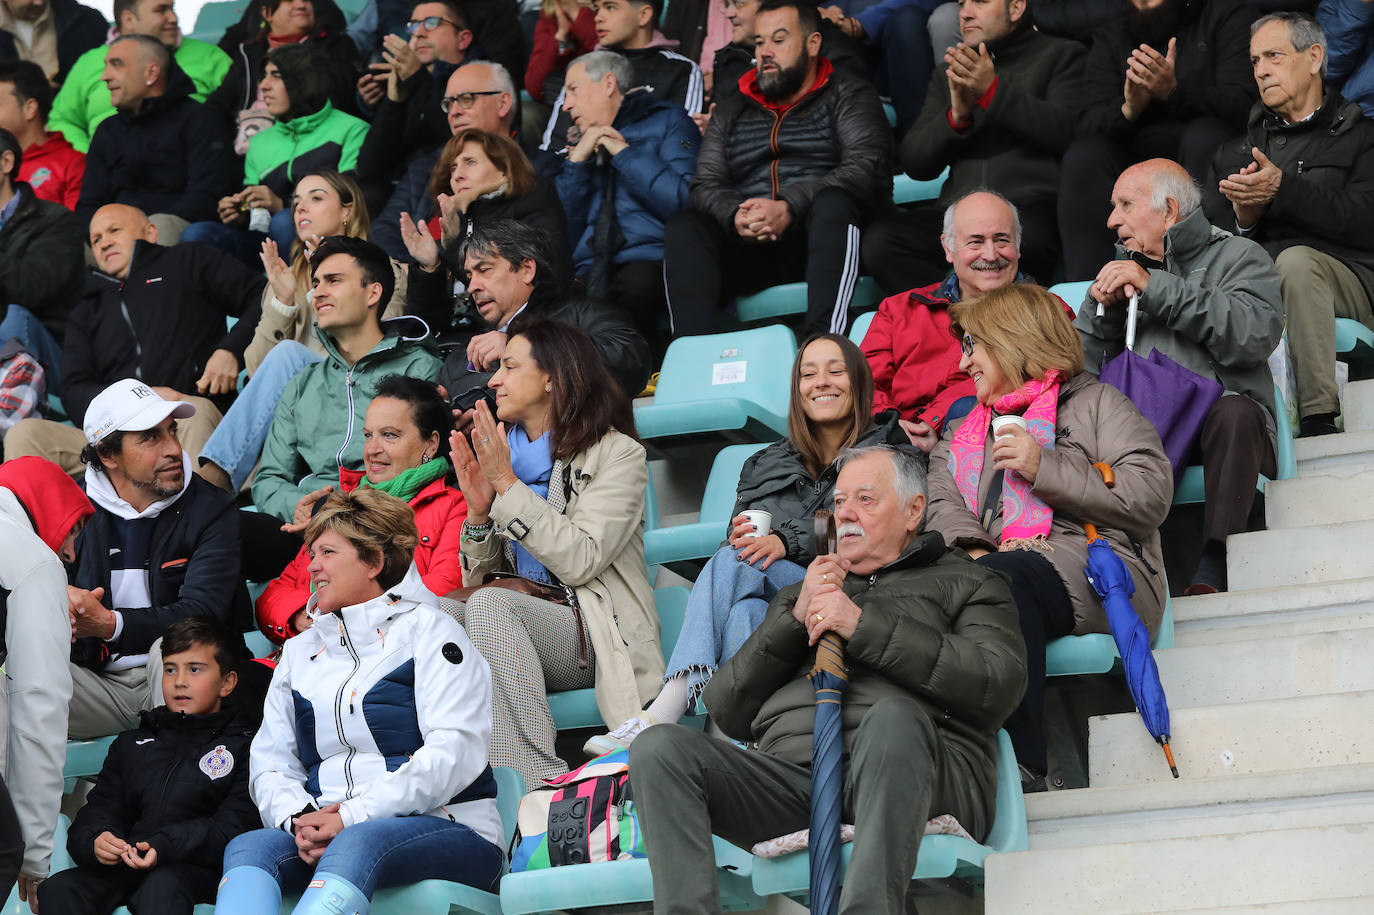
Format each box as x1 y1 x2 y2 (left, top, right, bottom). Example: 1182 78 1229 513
358 456 450 503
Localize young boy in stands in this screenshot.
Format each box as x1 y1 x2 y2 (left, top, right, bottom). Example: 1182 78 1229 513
37 617 261 915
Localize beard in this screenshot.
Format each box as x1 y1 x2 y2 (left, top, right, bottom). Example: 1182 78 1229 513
758 53 811 101
1124 0 1190 49
130 462 185 502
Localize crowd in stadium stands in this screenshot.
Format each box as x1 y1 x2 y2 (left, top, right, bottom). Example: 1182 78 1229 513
0 0 1368 909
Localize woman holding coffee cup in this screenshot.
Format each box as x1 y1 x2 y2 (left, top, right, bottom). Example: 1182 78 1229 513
584 333 910 756
923 284 1172 791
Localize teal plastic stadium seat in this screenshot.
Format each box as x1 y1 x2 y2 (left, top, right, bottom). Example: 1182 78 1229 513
1045 593 1175 676
334 0 371 22
500 836 761 914
1048 280 1092 317
735 276 884 324
1335 317 1374 368
634 326 796 445
548 587 694 730
3 816 74 913
643 443 770 570
882 102 897 127
243 628 275 659
748 729 1026 902
64 735 115 792
1172 384 1295 506
189 1 248 42
849 310 875 347
892 168 949 206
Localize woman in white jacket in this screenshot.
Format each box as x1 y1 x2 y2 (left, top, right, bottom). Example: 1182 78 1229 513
215 488 503 915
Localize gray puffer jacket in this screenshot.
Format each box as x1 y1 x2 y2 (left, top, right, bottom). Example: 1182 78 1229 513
926 373 1172 636
728 410 909 564
703 530 1026 842
1075 206 1284 442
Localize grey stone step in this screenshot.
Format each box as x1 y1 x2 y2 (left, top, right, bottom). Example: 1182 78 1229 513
1088 691 1374 787
1154 630 1374 709
1294 429 1374 478
1227 519 1374 591
1266 473 1374 528
1171 577 1374 646
1338 379 1374 433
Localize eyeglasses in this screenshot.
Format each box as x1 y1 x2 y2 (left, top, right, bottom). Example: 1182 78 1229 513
407 15 463 33
960 333 978 358
441 90 503 111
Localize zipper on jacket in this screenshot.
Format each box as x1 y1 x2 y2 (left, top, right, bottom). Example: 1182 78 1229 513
335 366 358 469
333 613 362 797
768 108 786 199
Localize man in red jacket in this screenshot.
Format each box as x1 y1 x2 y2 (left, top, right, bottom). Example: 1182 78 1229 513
0 60 83 208
859 189 1025 452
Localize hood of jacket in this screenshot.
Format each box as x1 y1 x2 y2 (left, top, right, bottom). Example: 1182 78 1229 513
0 455 94 551
312 313 434 364
24 132 78 165
739 55 834 110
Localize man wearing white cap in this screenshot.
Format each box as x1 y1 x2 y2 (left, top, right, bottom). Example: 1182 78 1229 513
63 378 248 738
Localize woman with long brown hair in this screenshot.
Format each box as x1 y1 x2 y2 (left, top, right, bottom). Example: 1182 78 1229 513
448 317 659 788
584 333 910 755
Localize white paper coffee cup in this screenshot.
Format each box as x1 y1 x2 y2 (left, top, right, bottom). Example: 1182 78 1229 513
740 509 772 537
991 415 1027 437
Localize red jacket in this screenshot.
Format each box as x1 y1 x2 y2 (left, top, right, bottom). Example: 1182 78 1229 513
20 133 84 210
524 7 597 101
861 278 976 432
255 467 468 644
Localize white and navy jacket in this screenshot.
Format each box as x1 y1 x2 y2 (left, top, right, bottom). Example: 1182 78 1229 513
249 565 503 850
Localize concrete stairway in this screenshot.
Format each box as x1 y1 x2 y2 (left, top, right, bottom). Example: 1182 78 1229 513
983 380 1374 912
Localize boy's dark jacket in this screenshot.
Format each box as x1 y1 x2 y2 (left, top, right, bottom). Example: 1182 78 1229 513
67 700 260 869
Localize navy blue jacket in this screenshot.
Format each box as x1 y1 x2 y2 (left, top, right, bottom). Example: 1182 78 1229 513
1320 0 1374 119
0 0 106 84
555 90 700 274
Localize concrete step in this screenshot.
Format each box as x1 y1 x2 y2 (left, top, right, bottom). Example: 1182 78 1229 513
1294 429 1374 478
1265 472 1374 529
1168 900 1374 914
1154 629 1374 709
1172 577 1374 647
1088 691 1374 787
1227 519 1374 591
1025 765 1374 850
984 822 1374 914
1339 379 1374 433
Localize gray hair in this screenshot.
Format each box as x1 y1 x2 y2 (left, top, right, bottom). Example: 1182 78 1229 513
111 33 171 77
1252 12 1327 78
1148 168 1201 218
572 50 636 94
835 445 928 506
456 59 517 99
941 189 1022 252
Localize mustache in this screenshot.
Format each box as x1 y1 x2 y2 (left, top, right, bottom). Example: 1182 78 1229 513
970 256 1012 271
837 523 865 538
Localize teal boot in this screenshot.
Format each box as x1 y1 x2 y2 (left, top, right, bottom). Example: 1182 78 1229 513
215 865 283 914
291 873 370 915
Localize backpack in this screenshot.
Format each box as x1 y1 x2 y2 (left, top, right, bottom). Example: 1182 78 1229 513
0 339 45 432
509 748 645 871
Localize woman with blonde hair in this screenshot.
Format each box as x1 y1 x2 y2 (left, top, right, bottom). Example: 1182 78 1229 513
924 284 1172 791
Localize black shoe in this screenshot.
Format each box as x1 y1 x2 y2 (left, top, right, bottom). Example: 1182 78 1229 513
1299 413 1339 438
1019 764 1048 793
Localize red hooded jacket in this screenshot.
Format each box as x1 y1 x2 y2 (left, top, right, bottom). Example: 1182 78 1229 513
19 133 85 210
0 455 93 550
255 467 467 644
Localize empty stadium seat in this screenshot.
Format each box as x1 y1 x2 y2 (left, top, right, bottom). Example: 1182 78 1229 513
1045 593 1175 677
0 815 74 914
848 310 875 347
735 276 884 324
642 443 770 574
1047 280 1092 316
634 326 796 449
188 1 249 43
63 735 115 792
892 168 949 206
746 729 1026 902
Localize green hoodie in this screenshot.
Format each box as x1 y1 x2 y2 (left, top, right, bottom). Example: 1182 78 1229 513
243 100 368 198
251 318 443 522
48 37 230 153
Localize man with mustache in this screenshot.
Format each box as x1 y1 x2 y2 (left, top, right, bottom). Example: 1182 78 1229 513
63 380 249 743
860 190 1025 454
631 443 1026 914
1058 0 1259 279
664 0 890 337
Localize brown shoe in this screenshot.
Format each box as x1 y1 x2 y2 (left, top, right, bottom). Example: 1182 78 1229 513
1183 582 1221 597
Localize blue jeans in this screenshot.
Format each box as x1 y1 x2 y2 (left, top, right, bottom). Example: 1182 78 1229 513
197 340 321 490
879 3 936 137
221 816 504 900
181 211 297 267
665 545 807 699
0 305 62 392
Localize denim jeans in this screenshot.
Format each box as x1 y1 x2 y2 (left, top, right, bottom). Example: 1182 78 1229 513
197 340 321 490
665 545 807 699
181 211 297 268
0 304 62 392
221 815 504 900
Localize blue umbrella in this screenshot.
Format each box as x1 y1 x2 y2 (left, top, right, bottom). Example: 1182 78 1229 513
808 510 847 915
1083 519 1179 778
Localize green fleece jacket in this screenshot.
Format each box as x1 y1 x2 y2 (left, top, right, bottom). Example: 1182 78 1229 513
48 37 230 153
243 101 368 199
251 317 442 522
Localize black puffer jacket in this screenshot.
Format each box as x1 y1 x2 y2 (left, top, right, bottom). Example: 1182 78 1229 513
710 26 869 108
704 530 1026 842
1202 90 1374 304
0 182 84 337
66 702 259 871
1076 0 1258 139
729 410 909 564
691 58 891 232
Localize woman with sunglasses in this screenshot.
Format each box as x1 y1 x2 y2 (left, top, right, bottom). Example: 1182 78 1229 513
923 284 1172 792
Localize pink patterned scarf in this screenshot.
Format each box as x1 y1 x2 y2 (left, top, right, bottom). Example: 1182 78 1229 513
948 370 1066 548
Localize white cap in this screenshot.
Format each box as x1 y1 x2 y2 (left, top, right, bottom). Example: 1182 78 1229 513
83 379 196 445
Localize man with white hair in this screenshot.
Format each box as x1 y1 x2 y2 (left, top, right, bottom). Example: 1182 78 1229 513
860 190 1025 453
1203 11 1374 439
631 443 1026 914
1078 158 1283 595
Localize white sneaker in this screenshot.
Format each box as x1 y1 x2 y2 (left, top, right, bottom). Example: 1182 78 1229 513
582 714 656 758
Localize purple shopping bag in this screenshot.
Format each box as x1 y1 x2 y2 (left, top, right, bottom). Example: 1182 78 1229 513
1098 295 1223 481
